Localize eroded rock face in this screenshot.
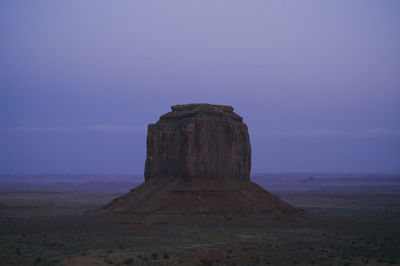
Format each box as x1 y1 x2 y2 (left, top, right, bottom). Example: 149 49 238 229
100 103 305 222
144 104 251 181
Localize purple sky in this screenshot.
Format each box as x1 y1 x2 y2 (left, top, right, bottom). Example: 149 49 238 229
1 1 399 174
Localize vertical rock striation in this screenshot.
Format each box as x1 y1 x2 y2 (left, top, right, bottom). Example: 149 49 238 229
101 103 304 222
145 104 251 181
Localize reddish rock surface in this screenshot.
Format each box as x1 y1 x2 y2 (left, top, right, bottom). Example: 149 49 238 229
102 103 303 222
145 103 251 181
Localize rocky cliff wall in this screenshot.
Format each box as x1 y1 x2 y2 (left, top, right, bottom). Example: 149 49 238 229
144 104 251 181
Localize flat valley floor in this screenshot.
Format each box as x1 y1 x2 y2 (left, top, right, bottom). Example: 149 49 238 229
0 174 399 266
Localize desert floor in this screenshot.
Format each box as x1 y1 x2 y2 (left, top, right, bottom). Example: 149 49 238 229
0 175 399 266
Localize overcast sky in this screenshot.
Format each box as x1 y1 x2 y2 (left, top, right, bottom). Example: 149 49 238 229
1 1 399 174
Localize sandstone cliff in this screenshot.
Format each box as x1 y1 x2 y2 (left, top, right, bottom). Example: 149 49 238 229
101 103 304 222
145 103 251 181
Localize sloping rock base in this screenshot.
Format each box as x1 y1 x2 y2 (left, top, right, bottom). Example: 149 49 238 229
101 178 304 223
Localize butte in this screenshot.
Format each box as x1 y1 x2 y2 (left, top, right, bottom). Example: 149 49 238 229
101 103 303 222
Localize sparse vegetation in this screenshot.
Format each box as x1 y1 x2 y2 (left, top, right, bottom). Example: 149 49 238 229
0 174 399 266
200 259 214 266
251 256 261 264
123 258 134 265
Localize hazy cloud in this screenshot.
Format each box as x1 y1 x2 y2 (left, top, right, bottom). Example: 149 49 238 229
251 128 400 138
6 125 147 133
2 126 400 138
367 128 400 137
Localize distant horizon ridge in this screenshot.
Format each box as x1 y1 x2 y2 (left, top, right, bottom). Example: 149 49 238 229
1 172 400 176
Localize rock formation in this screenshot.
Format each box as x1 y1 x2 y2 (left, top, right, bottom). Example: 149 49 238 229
102 103 303 222
145 103 251 181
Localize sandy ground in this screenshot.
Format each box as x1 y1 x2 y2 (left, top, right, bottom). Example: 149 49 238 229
0 177 399 266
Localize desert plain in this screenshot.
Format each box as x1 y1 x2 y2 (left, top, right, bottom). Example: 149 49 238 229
0 173 399 266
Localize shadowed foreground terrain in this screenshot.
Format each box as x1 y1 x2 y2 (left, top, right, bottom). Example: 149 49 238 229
0 174 399 265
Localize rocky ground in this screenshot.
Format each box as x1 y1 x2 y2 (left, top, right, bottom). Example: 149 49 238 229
0 175 399 265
